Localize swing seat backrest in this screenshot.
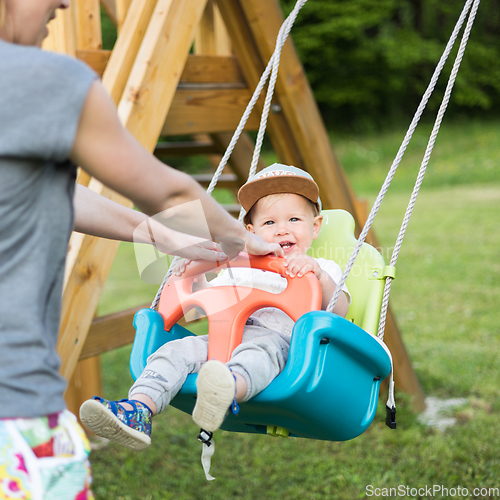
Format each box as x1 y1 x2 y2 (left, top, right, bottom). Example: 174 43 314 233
308 209 387 335
129 209 392 442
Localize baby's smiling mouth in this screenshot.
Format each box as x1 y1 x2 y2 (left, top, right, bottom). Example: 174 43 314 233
279 241 295 250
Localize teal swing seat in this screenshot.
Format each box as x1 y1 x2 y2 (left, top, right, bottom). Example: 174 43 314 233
129 209 393 442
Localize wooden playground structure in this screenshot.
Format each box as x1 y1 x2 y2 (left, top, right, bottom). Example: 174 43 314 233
42 0 426 420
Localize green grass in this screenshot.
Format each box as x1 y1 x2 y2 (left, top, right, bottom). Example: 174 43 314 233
91 120 500 499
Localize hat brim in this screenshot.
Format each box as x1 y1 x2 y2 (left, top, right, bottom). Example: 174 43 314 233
238 176 320 223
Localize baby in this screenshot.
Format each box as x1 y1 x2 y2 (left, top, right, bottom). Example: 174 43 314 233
80 164 350 450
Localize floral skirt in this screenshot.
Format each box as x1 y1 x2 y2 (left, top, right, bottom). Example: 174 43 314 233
0 410 93 500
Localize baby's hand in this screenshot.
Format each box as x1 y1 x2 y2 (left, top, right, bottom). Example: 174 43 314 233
284 253 322 280
172 258 210 291
173 258 190 276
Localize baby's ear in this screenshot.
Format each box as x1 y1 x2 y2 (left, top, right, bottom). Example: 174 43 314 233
246 223 256 234
312 215 323 239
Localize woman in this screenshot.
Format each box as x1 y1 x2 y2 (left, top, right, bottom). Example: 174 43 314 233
0 1 282 497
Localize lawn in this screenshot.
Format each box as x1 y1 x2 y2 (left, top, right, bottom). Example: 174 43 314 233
91 119 500 499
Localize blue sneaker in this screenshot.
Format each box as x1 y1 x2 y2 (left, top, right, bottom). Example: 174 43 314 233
80 397 152 451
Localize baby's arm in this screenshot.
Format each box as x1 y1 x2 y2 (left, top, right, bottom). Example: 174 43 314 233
284 254 349 316
172 258 212 292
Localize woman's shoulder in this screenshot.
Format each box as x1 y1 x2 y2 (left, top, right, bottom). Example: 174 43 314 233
0 40 95 81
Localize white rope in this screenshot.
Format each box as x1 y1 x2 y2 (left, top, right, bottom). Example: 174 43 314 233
377 0 480 341
150 0 308 309
326 0 477 322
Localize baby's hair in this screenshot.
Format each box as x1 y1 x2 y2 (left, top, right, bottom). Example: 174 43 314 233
245 192 319 225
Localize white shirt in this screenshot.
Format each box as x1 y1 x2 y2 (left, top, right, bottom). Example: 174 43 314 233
210 258 350 337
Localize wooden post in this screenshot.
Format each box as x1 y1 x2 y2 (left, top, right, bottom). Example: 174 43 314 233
193 1 266 184
116 0 133 32
64 0 106 419
75 0 102 50
58 0 208 383
100 0 117 24
42 3 76 55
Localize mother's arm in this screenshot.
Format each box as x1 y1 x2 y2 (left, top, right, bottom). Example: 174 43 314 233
70 80 283 258
74 184 229 262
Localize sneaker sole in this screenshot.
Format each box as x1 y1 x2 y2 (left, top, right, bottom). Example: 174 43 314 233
80 400 151 451
192 360 235 432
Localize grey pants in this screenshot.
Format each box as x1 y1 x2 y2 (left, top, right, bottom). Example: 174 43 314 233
129 324 290 414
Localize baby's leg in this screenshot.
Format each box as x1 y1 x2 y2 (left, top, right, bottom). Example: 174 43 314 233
227 325 290 402
130 335 209 414
80 335 209 450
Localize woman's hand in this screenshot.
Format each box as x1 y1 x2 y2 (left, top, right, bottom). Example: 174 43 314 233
243 232 284 258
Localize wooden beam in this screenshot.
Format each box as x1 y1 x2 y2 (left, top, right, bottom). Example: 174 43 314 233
100 0 117 25
193 173 238 189
180 54 245 85
194 0 232 56
42 3 77 55
79 304 147 360
162 88 260 136
116 0 133 32
64 0 156 292
118 0 209 150
58 0 208 383
102 0 157 105
154 140 217 157
80 304 206 361
75 0 102 51
59 0 157 382
76 49 112 77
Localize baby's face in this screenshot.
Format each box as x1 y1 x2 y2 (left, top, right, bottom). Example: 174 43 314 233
246 193 322 256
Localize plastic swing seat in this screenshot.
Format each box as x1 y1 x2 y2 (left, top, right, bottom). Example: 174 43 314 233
129 209 392 442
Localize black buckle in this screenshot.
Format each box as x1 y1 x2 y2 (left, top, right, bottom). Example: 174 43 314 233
385 405 396 429
197 429 214 446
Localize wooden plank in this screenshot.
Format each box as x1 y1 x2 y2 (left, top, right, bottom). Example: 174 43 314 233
59 230 123 381
64 1 155 290
116 0 133 31
118 0 209 151
154 140 217 157
66 1 104 415
80 304 205 360
162 88 261 136
42 3 77 55
58 0 208 383
102 0 157 105
100 0 117 25
76 49 112 77
75 0 102 50
193 173 239 189
58 0 157 382
181 55 245 85
79 304 147 360
195 0 218 56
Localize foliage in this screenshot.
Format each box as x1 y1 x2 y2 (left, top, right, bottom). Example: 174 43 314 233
280 0 500 131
